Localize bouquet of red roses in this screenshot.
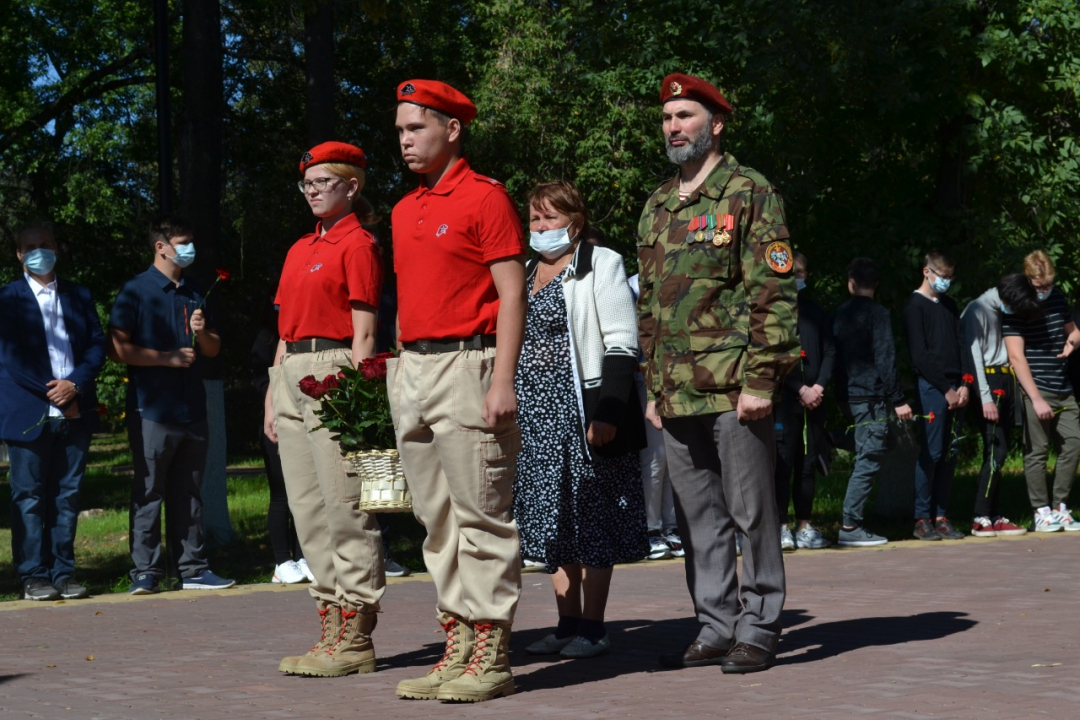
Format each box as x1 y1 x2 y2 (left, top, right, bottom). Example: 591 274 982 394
298 351 396 453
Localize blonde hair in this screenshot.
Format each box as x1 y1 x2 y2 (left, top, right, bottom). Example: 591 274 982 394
317 162 379 225
1023 250 1055 282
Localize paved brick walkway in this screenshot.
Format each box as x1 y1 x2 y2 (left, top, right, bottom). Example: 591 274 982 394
2 533 1077 719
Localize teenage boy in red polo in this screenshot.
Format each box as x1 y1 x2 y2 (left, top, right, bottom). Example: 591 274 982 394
389 80 526 704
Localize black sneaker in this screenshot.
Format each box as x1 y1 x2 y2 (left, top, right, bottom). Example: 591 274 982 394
934 517 965 540
23 578 60 601
54 578 89 599
913 518 943 541
130 572 160 595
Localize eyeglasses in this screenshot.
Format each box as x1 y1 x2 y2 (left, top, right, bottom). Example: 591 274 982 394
297 177 341 194
929 267 954 282
1031 280 1054 293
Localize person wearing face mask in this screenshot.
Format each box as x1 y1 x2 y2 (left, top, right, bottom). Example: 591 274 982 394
514 180 648 661
108 215 233 595
0 221 107 601
264 141 386 678
1003 250 1080 532
901 250 976 541
773 252 835 552
960 273 1041 538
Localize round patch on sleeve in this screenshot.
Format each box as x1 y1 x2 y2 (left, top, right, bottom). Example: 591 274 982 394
765 241 794 274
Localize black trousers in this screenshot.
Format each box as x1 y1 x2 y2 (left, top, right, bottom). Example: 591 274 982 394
973 368 1016 518
774 391 825 523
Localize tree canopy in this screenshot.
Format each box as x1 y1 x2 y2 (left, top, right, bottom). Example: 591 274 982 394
1 0 1077 439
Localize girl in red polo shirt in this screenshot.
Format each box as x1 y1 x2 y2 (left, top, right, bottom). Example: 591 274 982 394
263 142 386 679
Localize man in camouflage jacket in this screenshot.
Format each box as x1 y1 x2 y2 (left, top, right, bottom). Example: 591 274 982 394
637 73 799 674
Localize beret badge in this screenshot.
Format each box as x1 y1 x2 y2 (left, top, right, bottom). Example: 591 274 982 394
300 151 313 167
400 82 417 96
670 81 683 96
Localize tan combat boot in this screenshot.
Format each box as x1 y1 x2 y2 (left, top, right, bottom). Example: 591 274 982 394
435 622 515 702
397 613 475 699
278 599 340 674
292 603 378 677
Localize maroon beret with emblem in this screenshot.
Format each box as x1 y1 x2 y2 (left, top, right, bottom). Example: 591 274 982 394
299 141 367 173
660 73 733 115
396 79 477 126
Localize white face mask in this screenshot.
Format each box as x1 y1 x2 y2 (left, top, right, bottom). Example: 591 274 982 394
529 225 576 259
164 242 196 268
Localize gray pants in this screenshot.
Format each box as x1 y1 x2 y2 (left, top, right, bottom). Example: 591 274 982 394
662 411 785 652
128 416 210 581
1021 389 1080 509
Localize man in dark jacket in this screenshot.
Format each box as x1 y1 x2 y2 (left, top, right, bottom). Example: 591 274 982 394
774 252 834 551
0 222 106 600
833 258 912 547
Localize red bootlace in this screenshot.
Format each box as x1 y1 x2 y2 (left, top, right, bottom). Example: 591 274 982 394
309 606 332 653
328 609 358 655
462 623 493 676
432 617 459 671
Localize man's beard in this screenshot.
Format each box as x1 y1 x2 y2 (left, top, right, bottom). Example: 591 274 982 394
665 126 713 166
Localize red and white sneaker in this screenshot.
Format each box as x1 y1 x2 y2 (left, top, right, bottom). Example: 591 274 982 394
992 517 1027 536
971 516 996 537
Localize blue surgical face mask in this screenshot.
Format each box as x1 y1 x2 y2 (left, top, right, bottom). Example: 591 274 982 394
1037 288 1052 302
23 248 57 276
1000 302 1012 315
529 226 576 260
165 241 196 268
931 275 951 294
795 278 807 292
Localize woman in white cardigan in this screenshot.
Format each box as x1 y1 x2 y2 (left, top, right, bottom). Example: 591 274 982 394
514 180 648 659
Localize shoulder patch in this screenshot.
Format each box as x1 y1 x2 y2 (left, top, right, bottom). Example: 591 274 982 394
765 241 794 274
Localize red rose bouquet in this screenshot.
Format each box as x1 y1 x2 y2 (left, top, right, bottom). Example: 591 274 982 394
298 351 396 453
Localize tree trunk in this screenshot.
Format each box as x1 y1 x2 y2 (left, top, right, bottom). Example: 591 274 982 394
305 0 335 145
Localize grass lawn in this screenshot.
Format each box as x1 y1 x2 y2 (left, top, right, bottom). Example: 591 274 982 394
0 432 1072 601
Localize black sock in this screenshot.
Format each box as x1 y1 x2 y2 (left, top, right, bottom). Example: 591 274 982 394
555 615 580 639
577 618 605 642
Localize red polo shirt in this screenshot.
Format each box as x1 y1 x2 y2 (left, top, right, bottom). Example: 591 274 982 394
392 158 523 342
275 212 384 343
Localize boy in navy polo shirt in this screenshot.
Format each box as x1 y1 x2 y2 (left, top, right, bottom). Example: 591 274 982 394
108 215 234 594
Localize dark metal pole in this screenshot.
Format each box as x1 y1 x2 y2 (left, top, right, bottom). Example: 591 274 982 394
154 0 172 213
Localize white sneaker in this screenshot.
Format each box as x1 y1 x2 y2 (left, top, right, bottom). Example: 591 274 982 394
1034 509 1063 533
296 558 316 582
272 560 307 584
795 524 832 549
780 525 796 553
648 535 672 560
1053 505 1080 532
661 528 685 558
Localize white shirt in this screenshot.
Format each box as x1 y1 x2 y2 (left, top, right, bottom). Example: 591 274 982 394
26 273 76 417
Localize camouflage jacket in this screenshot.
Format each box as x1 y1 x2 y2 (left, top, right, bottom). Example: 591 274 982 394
637 152 800 417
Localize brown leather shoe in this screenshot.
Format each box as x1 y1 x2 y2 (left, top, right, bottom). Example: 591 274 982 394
659 639 732 668
720 642 775 674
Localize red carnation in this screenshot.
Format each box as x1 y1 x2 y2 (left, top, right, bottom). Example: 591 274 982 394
800 350 807 359
216 267 231 281
927 411 936 424
323 374 340 391
338 370 346 379
962 373 975 385
992 388 1006 397
298 375 322 398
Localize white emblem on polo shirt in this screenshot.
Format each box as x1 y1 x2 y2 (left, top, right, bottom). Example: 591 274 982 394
310 263 323 272
436 224 448 237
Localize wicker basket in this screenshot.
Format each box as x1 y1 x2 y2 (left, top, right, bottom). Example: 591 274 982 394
346 449 413 513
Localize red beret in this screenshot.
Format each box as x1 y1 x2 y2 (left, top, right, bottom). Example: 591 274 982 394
660 73 733 115
396 79 477 126
299 141 367 173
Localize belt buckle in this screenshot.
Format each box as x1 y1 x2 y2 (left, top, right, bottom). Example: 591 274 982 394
416 339 432 354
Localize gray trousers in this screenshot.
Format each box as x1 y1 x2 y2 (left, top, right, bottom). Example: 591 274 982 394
662 411 786 652
1021 389 1080 509
128 416 210 581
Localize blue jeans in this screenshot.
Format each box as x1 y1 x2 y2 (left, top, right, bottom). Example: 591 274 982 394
841 400 889 527
913 377 957 520
7 417 92 583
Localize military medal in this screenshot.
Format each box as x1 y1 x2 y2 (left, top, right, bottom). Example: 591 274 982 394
715 213 734 246
704 214 717 243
